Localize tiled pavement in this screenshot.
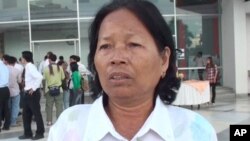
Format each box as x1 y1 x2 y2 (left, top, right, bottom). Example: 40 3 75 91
0 87 250 141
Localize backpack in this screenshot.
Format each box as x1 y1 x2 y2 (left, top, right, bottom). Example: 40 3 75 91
81 76 89 92
61 71 69 90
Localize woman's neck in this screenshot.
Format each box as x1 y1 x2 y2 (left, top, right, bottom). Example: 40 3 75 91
105 97 154 140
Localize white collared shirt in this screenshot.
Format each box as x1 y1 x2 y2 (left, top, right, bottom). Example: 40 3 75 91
0 60 9 87
48 96 217 141
24 62 43 91
77 62 91 76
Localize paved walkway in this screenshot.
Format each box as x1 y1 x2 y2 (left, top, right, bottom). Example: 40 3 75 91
0 87 250 141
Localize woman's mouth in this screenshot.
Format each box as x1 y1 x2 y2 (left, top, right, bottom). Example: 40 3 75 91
109 72 131 80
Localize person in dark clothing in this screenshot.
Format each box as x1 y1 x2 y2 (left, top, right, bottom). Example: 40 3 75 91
206 57 218 104
18 51 45 140
0 55 10 132
0 54 10 131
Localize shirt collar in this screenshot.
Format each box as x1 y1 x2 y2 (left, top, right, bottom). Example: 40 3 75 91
85 96 175 141
136 96 175 141
84 96 124 140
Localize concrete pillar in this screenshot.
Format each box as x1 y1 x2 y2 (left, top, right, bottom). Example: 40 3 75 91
221 0 248 94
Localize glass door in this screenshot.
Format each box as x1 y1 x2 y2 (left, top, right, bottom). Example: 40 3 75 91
31 39 79 67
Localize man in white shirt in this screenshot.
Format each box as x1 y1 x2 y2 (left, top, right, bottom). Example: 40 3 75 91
69 55 91 76
38 55 49 74
0 54 10 132
18 51 45 140
193 51 205 80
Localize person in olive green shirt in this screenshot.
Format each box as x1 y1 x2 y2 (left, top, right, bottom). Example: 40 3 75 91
70 62 82 106
43 54 65 126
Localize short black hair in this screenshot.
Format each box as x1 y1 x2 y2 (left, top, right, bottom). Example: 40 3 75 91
59 56 64 61
22 51 33 63
88 0 180 104
75 56 80 62
8 56 16 65
69 55 77 62
13 57 17 63
2 54 10 63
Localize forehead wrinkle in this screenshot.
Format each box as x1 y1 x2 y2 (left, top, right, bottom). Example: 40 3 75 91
98 30 138 42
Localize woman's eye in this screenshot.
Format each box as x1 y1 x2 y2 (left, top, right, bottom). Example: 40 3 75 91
128 43 141 48
99 44 111 50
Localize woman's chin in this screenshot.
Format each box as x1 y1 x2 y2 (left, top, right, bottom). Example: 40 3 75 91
105 88 135 99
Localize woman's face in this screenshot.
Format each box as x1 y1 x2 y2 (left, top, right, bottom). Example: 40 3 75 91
207 59 211 64
94 9 170 101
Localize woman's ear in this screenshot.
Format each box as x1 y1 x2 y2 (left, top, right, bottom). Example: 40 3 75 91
161 47 171 73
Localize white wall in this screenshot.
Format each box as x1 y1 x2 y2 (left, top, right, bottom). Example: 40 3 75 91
247 15 250 70
221 0 248 94
233 0 248 94
221 0 236 90
247 14 250 93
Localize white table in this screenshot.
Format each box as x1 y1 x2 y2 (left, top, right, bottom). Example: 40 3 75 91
173 80 210 106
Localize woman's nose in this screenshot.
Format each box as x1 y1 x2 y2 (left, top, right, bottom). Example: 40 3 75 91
110 48 128 65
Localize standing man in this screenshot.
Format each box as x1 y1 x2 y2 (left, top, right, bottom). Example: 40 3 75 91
0 54 10 132
193 51 205 80
18 51 45 140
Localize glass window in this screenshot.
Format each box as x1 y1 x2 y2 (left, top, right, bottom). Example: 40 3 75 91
33 41 78 67
31 20 78 41
3 0 17 8
79 0 174 17
79 0 110 17
0 0 28 21
176 0 219 15
176 15 220 70
30 0 77 20
149 0 174 15
0 22 29 57
164 16 175 36
80 19 92 65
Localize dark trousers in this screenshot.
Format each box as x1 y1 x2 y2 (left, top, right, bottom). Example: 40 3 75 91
81 91 85 104
210 83 216 103
0 87 10 128
198 69 204 80
22 89 44 136
19 90 24 109
69 89 83 106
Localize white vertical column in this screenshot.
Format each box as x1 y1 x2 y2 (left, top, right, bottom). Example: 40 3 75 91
77 0 81 58
28 0 32 51
221 0 248 94
246 15 250 93
233 0 248 94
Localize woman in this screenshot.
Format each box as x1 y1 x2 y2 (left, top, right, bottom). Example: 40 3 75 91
43 53 65 126
206 57 218 104
48 1 217 141
6 56 22 127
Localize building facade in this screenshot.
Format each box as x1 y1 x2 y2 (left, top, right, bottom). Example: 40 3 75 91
0 0 249 95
